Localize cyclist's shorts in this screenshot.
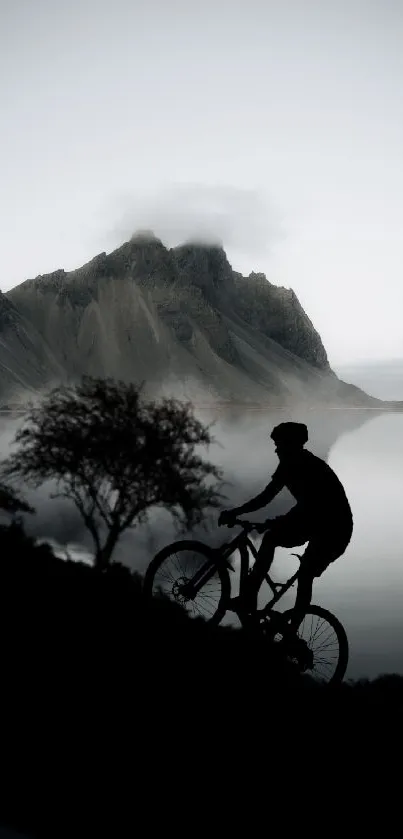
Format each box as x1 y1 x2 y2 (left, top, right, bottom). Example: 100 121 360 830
269 505 353 577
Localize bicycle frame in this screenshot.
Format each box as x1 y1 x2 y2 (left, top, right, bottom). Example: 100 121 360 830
150 524 349 685
227 529 300 614
184 526 301 614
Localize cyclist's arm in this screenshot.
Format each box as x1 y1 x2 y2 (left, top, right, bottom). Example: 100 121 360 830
231 476 284 517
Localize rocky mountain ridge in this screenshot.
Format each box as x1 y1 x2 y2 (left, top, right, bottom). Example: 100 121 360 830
0 231 392 410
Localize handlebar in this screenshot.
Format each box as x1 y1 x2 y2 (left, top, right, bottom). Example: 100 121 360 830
218 517 303 561
220 517 270 534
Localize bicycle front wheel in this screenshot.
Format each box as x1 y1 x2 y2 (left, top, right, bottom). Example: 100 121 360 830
143 540 230 625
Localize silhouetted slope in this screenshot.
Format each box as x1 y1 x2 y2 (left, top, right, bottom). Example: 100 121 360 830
0 523 401 837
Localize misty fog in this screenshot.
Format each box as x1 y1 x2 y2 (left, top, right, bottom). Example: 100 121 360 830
0 362 402 680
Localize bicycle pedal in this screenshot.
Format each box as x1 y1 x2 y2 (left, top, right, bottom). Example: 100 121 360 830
286 638 313 669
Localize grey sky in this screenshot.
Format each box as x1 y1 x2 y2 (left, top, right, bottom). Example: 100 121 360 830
1 0 403 365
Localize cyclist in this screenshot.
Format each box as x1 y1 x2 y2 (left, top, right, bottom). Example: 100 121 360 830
218 422 353 630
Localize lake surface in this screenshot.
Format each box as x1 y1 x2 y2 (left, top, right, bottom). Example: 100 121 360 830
312 411 403 678
328 360 403 678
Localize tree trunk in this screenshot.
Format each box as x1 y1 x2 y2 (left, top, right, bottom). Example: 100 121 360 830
94 526 120 571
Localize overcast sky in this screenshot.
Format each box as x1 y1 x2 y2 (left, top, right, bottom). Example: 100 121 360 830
1 0 403 365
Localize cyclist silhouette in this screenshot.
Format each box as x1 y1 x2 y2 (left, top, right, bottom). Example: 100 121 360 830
218 422 353 629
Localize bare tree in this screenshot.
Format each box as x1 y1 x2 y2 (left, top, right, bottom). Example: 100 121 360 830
2 377 223 569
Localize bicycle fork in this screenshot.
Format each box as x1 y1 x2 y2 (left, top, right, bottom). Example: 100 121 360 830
181 550 233 600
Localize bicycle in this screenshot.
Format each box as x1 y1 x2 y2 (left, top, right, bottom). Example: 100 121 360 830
143 518 349 685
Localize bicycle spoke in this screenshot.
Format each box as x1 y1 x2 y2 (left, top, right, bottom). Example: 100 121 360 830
290 609 345 684
267 607 348 683
147 546 226 622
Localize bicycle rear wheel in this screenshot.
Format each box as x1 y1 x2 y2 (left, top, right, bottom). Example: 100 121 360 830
143 540 230 626
264 605 349 685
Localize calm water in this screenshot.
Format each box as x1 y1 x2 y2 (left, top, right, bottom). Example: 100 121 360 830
313 412 403 678
329 361 403 678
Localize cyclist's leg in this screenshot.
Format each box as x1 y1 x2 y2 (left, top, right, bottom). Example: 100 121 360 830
288 523 352 632
288 565 315 633
241 529 277 610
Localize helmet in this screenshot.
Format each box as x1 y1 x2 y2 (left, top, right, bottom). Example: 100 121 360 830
270 422 308 447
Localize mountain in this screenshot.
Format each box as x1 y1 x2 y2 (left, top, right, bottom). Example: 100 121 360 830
0 290 64 400
0 232 393 409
